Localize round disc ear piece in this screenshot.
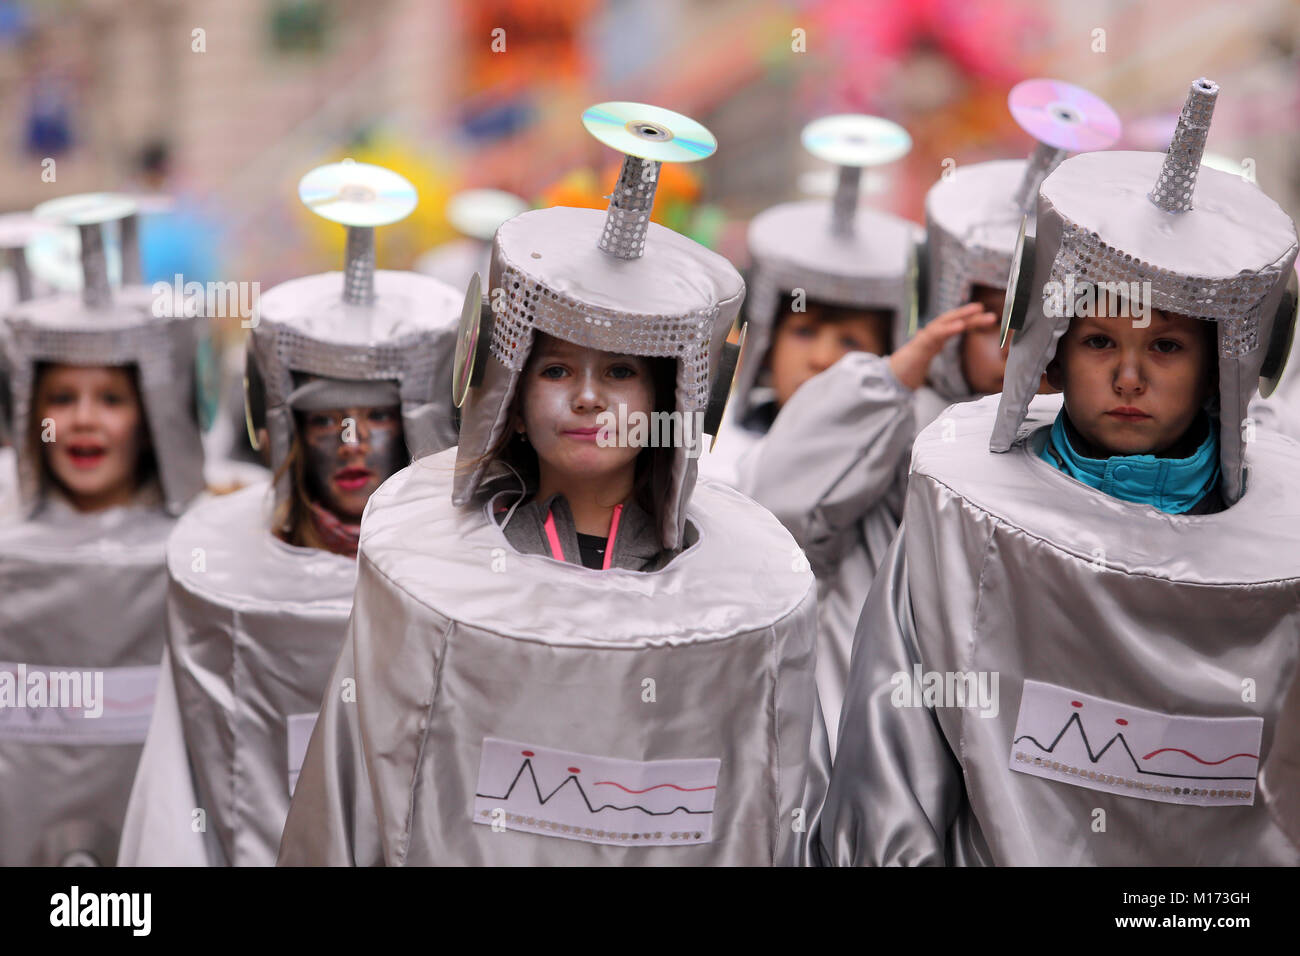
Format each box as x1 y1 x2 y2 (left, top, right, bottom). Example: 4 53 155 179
703 319 748 451
1259 266 1299 399
243 348 266 453
906 239 929 338
1000 215 1036 349
453 272 493 408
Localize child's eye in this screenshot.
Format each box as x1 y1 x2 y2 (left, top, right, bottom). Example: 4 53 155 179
790 324 817 339
539 365 568 379
45 391 76 405
99 392 127 406
1082 334 1112 349
1151 339 1183 354
368 408 397 423
306 413 336 428
841 336 869 351
607 364 637 380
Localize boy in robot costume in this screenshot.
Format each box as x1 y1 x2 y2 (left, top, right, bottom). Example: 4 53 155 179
819 79 1300 865
279 104 827 866
117 163 464 866
698 115 919 490
0 194 206 865
741 83 1117 752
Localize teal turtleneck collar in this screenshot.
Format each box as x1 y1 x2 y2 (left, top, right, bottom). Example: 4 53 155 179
1039 411 1220 515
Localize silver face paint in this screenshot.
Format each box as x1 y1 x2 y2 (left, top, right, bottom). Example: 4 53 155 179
300 405 406 523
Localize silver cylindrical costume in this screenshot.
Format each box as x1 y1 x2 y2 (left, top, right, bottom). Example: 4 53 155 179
280 108 826 865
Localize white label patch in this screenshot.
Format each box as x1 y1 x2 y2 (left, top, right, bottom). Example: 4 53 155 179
0 662 158 744
473 737 720 847
1009 679 1262 807
285 712 318 796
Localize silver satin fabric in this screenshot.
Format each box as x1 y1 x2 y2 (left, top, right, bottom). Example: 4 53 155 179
118 482 355 865
820 394 1300 866
0 496 174 865
279 447 823 866
742 352 976 755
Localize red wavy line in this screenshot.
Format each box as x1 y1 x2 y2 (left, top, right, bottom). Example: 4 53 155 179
1141 747 1258 765
593 780 717 793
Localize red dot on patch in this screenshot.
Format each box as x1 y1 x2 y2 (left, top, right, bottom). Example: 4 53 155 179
1071 701 1083 708
1116 719 1128 726
567 767 581 774
521 750 534 757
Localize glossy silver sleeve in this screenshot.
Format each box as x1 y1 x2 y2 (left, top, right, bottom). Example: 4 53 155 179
280 449 822 866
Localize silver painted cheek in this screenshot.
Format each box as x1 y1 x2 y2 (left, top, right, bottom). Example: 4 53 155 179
366 423 408 481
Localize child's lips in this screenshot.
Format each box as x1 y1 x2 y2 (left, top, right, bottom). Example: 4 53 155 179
334 467 373 490
1106 407 1152 422
563 427 601 442
66 444 107 469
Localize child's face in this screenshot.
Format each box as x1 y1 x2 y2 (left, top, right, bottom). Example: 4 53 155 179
300 403 406 523
957 284 1057 396
768 305 891 407
518 335 654 488
1046 308 1216 457
36 364 145 511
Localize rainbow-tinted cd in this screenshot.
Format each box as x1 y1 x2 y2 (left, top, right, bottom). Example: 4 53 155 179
34 192 137 227
298 161 417 227
447 189 529 241
801 115 911 167
1008 79 1121 152
582 102 717 163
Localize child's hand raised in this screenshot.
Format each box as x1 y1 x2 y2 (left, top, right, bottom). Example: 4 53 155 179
888 303 998 391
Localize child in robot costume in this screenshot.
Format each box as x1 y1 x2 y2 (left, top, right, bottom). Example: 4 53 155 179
0 194 206 866
818 78 1300 865
740 84 1117 753
117 164 464 866
278 104 827 866
698 115 921 491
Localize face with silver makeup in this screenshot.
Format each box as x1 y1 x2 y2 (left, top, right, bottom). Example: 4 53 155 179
295 380 408 523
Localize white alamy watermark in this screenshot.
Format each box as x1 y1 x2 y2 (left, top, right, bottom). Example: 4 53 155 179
50 886 151 936
0 664 103 718
1043 275 1154 327
595 408 706 459
152 274 260 327
890 664 999 718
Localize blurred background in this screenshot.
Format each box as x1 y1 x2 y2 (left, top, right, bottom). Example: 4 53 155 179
0 0 1296 288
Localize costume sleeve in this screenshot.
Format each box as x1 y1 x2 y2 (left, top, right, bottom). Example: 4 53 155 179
276 630 384 866
740 352 915 573
814 527 964 866
117 645 214 866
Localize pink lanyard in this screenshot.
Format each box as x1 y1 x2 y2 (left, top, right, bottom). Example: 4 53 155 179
543 503 623 569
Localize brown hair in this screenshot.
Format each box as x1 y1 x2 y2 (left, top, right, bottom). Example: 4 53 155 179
270 432 331 550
